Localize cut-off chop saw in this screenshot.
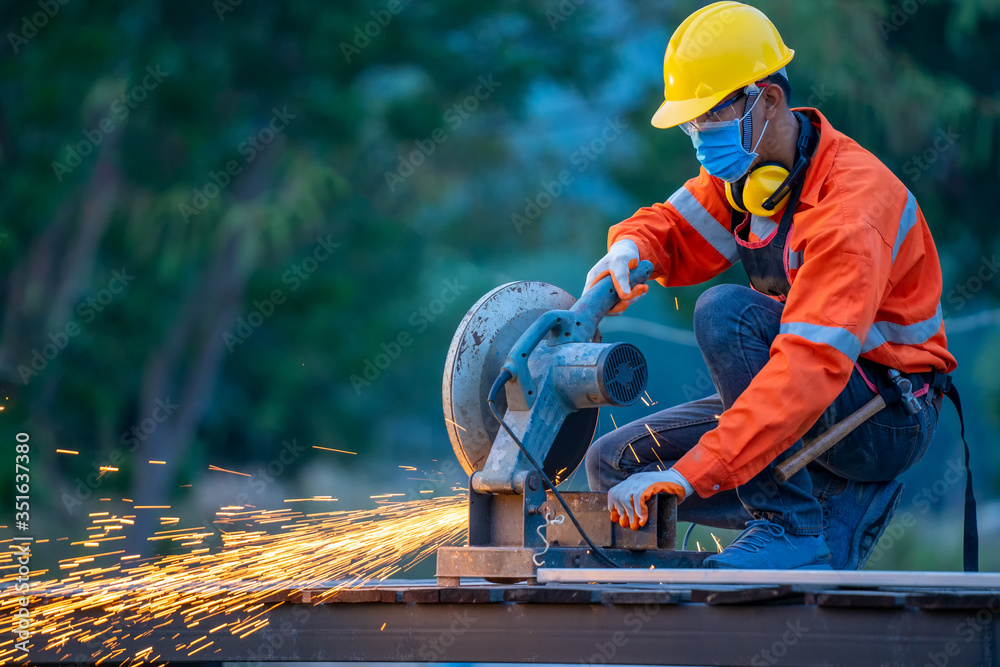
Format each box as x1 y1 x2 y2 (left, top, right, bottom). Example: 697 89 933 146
438 261 709 585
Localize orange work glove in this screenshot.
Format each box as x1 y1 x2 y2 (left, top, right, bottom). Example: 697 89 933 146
582 240 649 315
607 469 690 530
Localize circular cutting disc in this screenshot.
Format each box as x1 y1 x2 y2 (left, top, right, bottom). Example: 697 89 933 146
442 281 600 483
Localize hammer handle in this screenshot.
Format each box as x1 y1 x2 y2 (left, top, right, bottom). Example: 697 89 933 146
775 394 887 482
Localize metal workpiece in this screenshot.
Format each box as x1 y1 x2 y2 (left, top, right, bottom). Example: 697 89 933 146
441 489 693 585
27 577 1000 666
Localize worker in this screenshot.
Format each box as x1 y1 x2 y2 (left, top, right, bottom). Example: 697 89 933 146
583 1 959 569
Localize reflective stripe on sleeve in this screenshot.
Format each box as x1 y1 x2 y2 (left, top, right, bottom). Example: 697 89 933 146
891 190 918 262
779 321 862 360
667 187 740 265
861 303 943 354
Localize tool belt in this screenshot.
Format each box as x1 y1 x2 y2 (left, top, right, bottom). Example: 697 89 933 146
856 358 977 572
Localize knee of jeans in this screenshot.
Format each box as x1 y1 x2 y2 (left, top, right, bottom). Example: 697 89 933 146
694 284 747 348
585 436 614 492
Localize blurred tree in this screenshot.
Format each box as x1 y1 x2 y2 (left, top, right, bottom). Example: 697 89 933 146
0 0 997 564
0 0 618 552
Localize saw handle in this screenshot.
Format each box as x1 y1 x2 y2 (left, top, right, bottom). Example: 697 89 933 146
569 260 655 340
501 260 655 408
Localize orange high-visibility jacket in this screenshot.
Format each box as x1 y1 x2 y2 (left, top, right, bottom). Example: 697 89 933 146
608 108 956 498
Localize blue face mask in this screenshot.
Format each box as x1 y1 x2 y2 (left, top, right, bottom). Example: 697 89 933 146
687 91 769 183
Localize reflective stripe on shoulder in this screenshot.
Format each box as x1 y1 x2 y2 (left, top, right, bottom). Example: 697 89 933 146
788 248 804 270
891 190 918 262
861 303 942 354
668 187 740 265
779 322 862 360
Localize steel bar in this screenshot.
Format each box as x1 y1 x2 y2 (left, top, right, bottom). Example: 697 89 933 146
26 581 1000 666
538 567 1000 588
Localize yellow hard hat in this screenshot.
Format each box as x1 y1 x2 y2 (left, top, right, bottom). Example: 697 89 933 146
651 1 794 129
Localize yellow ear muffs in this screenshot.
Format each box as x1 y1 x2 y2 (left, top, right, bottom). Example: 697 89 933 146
726 162 793 217
725 179 746 213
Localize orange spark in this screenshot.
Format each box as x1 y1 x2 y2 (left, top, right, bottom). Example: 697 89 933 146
208 465 251 477
312 446 357 455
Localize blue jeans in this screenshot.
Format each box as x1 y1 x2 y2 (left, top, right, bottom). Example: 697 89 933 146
585 284 939 536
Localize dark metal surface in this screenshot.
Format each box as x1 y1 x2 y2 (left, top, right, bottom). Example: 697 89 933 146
456 486 685 583
437 546 712 584
27 580 1000 666
543 490 677 551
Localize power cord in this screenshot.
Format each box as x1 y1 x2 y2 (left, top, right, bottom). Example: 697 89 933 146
488 369 620 569
682 522 696 551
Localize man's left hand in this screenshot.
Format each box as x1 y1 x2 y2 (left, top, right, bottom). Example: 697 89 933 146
608 469 689 530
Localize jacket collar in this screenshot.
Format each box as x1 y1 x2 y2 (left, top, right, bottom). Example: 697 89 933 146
791 107 839 207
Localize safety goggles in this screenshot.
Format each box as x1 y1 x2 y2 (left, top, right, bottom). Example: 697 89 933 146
679 84 767 136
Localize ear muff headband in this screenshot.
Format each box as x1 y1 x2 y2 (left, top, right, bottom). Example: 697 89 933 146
727 113 819 218
726 162 792 217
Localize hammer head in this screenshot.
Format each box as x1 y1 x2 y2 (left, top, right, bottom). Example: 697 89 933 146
887 369 922 415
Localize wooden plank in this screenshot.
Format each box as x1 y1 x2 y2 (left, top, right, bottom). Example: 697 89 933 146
600 589 679 605
905 593 1000 610
538 568 1000 589
379 589 403 603
438 587 504 604
314 588 385 603
691 585 795 605
401 588 441 604
503 587 600 604
808 591 903 608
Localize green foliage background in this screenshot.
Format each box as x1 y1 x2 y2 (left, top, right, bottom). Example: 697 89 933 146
1 0 998 570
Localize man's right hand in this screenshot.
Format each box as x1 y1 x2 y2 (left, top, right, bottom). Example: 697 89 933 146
583 239 648 315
